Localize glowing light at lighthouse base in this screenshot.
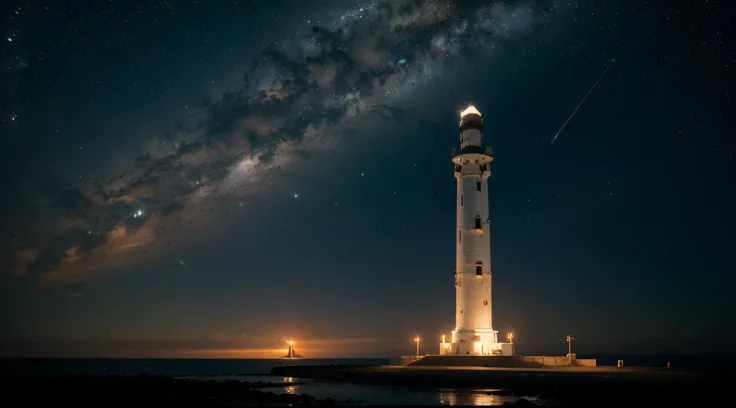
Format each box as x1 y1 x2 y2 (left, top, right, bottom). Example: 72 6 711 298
438 329 514 356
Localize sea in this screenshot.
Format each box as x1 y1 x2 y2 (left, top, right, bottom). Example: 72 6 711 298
1 355 731 406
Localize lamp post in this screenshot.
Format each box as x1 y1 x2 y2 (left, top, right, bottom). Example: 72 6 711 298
414 337 420 357
507 332 514 344
566 335 574 356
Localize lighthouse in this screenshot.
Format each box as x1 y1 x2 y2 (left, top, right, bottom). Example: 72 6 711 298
439 105 514 356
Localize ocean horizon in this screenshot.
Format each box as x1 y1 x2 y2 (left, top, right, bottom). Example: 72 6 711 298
0 357 389 377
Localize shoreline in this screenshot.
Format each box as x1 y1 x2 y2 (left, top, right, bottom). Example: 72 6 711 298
269 364 733 406
3 364 733 407
1 373 553 407
2 374 347 407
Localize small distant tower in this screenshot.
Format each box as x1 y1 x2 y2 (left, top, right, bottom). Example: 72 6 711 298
438 105 513 356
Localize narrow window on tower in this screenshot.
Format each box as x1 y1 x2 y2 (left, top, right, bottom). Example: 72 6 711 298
477 181 481 192
475 217 481 229
458 230 462 243
461 194 463 207
476 262 483 276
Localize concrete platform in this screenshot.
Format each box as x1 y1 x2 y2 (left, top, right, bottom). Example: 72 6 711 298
403 354 597 368
408 355 530 367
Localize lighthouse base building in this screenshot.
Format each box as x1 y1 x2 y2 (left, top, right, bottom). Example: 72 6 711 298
437 104 514 357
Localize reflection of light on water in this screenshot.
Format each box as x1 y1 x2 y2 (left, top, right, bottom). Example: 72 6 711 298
440 392 497 406
284 377 299 395
440 390 539 406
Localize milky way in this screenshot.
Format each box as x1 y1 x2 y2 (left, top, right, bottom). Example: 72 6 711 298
8 0 561 284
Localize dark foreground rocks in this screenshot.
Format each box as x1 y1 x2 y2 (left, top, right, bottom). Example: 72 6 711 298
1 374 334 407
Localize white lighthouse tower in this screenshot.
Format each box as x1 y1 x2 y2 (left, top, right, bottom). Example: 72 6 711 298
439 105 514 356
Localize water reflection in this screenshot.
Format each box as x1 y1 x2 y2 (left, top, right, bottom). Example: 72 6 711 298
440 390 537 406
283 377 299 395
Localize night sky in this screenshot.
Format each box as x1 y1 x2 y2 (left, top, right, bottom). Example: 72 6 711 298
1 0 734 359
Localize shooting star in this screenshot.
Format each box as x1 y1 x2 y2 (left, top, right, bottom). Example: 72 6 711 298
178 259 188 268
551 59 616 144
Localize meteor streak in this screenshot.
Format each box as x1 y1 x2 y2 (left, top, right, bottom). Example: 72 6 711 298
551 59 615 144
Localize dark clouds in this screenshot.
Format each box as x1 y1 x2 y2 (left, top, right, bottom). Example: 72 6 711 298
6 0 558 284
